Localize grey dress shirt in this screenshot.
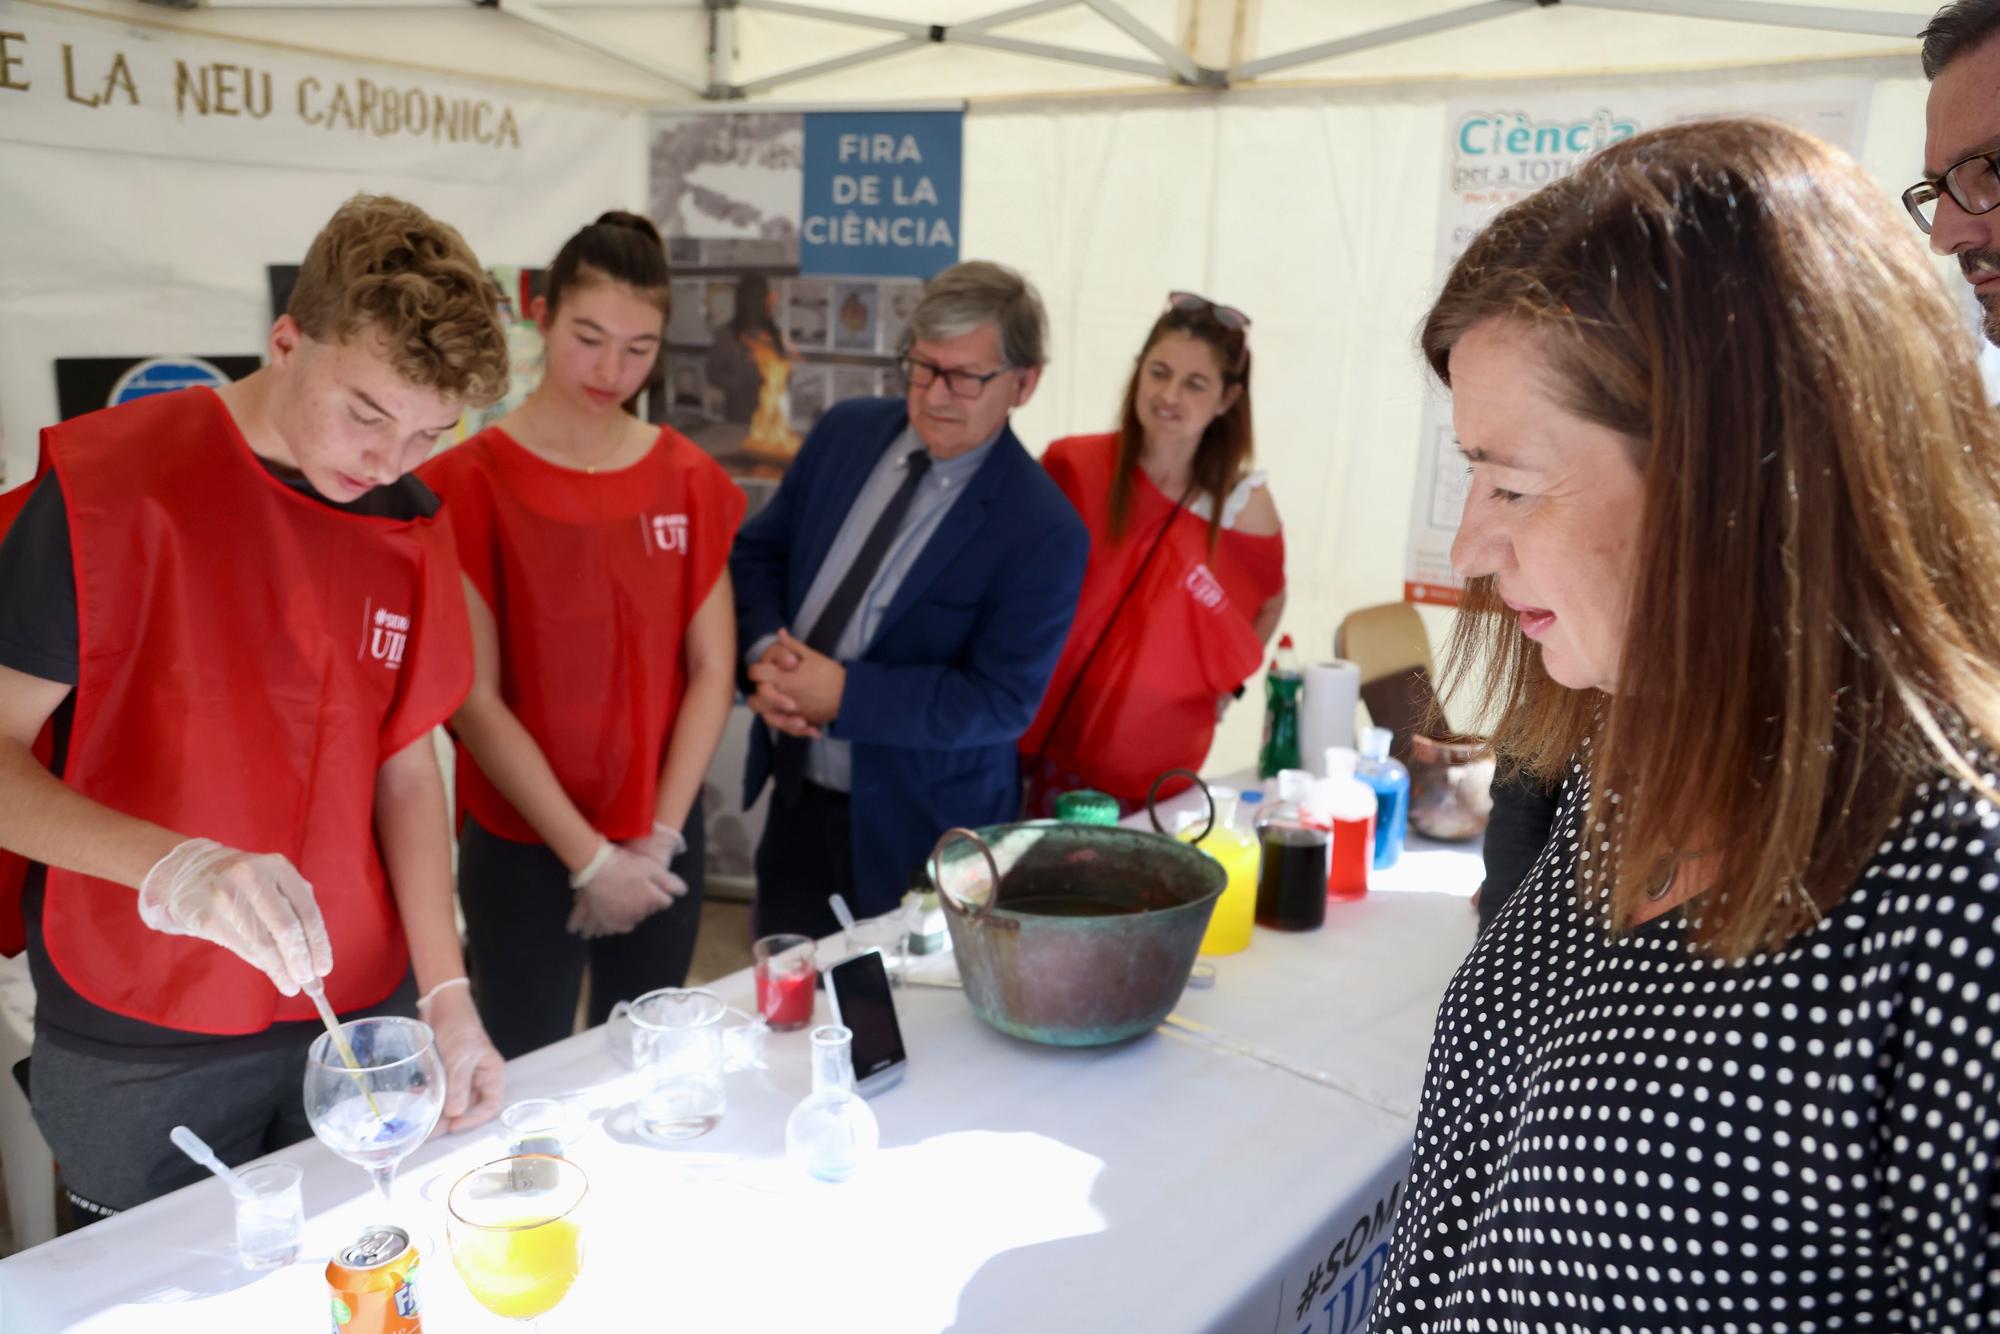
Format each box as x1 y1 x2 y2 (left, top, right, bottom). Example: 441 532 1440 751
757 424 1002 793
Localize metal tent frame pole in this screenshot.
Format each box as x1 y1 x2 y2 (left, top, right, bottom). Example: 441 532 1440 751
1557 0 1920 38
724 0 1186 95
1231 0 1537 83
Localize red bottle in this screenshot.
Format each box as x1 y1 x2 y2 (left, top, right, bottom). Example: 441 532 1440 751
1314 748 1375 901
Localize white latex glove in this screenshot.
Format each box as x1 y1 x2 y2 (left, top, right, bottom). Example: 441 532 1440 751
137 837 331 996
623 821 687 869
420 981 504 1133
566 844 682 940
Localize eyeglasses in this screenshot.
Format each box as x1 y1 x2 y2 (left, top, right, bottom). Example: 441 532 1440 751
1165 291 1251 371
1903 148 2000 234
899 354 1013 399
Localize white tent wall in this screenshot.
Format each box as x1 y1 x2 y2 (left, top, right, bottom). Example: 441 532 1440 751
0 4 647 487
964 60 1938 772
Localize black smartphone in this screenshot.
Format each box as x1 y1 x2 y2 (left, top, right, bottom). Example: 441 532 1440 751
824 949 909 1096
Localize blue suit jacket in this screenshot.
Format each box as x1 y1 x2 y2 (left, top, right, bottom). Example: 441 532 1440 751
732 397 1089 913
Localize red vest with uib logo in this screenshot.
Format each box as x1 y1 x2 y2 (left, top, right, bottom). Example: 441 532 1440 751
1020 432 1286 808
28 388 471 1033
419 425 745 844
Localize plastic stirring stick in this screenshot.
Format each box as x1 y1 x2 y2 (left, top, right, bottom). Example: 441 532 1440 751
302 978 385 1123
169 1124 250 1196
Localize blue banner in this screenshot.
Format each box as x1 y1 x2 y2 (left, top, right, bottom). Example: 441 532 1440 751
800 111 961 279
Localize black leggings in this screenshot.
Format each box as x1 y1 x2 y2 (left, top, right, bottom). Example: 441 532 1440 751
459 799 706 1060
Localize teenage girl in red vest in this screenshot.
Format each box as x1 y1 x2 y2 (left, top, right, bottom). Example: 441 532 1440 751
1020 293 1287 815
0 195 510 1221
422 214 745 1059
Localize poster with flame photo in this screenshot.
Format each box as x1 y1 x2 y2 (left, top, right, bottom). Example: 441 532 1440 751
647 108 960 487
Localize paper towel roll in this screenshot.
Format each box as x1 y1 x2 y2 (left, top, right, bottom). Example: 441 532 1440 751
1299 660 1361 776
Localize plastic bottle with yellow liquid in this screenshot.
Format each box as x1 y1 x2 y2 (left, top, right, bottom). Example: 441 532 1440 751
1176 792 1259 955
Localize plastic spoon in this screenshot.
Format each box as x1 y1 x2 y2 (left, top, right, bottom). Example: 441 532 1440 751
169 1124 249 1196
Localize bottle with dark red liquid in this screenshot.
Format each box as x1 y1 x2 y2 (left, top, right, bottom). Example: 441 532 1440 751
1255 770 1328 931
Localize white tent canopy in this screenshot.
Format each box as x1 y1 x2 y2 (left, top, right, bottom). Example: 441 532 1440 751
44 0 1936 105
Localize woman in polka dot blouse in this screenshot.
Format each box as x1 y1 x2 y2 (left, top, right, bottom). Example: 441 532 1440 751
1375 118 2000 1332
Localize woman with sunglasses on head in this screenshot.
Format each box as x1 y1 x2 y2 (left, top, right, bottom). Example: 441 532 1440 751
420 212 746 1059
1020 293 1286 816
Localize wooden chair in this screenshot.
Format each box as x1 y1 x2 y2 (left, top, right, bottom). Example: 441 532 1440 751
1334 602 1440 762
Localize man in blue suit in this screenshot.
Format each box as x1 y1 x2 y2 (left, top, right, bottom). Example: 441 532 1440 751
732 261 1088 939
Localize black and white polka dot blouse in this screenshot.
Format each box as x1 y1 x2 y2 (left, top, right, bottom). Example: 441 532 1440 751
1375 757 2000 1332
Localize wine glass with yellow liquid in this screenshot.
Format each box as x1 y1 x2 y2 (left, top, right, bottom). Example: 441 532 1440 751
447 1155 587 1329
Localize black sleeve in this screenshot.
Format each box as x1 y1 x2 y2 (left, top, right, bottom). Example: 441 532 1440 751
1478 766 1560 933
0 473 80 686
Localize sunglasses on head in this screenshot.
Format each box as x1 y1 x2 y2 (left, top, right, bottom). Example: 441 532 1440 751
1165 291 1251 371
1166 291 1251 332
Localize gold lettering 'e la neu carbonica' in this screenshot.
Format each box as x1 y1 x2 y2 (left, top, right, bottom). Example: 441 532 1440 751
295 74 520 148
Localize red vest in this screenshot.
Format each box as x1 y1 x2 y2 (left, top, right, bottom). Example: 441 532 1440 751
0 476 41 957
420 426 745 842
35 388 471 1033
1021 433 1286 808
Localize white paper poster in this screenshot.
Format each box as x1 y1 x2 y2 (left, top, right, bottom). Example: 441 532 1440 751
1405 81 1871 605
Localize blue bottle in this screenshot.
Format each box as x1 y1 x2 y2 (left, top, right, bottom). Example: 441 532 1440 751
1356 726 1410 870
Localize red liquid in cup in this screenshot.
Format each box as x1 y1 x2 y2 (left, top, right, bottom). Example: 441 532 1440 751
757 964 817 1028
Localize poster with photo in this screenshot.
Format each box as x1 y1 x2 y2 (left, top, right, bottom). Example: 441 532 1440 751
831 366 880 405
703 280 738 331
785 279 830 352
671 363 707 412
831 282 878 353
878 282 919 357
667 279 710 346
789 364 831 429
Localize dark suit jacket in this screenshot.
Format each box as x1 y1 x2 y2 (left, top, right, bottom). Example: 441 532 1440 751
731 397 1089 911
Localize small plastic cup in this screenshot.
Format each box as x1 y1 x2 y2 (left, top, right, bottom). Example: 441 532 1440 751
500 1097 578 1158
233 1162 304 1269
753 934 818 1031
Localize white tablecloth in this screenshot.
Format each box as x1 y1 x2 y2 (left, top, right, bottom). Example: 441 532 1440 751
0 793 1482 1334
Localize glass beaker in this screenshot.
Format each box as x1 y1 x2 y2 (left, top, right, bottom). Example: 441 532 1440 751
610 988 763 1141
752 934 818 1031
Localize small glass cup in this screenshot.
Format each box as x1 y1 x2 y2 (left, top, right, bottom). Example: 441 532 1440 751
232 1162 304 1269
501 1098 578 1159
753 934 818 1031
844 905 917 983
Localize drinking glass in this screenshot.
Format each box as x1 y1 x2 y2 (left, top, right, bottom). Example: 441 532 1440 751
752 934 817 1031
303 1016 445 1204
501 1098 580 1159
447 1154 587 1329
232 1162 304 1268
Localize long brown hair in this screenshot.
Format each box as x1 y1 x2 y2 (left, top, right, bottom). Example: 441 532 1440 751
1424 118 2000 960
1108 304 1254 547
